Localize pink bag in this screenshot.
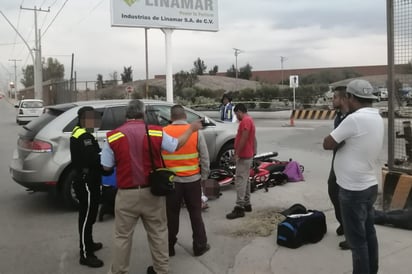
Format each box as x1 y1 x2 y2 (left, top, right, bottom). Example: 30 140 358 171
283 161 304 182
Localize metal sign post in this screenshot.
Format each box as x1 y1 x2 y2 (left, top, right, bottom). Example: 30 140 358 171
289 75 299 110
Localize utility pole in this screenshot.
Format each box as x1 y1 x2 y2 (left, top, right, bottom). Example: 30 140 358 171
280 56 288 86
233 48 243 91
8 59 21 99
145 28 149 99
21 5 50 100
233 48 242 79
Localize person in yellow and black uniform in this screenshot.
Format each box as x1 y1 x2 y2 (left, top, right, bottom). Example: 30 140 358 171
70 106 104 268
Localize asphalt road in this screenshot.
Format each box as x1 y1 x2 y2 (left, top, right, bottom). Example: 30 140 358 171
0 98 389 274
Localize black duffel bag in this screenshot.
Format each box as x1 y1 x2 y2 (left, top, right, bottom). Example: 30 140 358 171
149 168 175 196
277 210 327 249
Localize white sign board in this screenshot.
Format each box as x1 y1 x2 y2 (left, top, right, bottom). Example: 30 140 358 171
111 0 219 31
289 75 299 88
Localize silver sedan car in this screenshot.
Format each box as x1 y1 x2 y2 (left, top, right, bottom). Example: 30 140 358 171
10 99 237 208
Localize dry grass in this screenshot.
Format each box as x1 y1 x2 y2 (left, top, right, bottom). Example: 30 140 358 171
230 208 286 238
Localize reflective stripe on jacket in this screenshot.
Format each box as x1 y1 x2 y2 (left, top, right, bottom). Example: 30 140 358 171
107 120 164 188
162 124 200 177
72 126 86 139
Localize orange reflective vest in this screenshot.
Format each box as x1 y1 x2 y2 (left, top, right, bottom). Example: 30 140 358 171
162 124 200 177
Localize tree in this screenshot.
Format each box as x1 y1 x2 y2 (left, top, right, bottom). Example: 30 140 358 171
21 57 65 88
226 64 237 78
121 66 133 83
209 65 218 75
239 63 253 80
105 71 118 86
174 70 198 94
192 58 207 75
96 74 104 89
21 65 34 87
43 57 64 81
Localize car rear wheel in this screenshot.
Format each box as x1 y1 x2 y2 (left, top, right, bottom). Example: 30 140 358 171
215 142 235 169
61 168 79 210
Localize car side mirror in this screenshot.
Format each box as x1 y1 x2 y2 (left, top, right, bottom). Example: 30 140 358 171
201 117 213 127
14 104 19 108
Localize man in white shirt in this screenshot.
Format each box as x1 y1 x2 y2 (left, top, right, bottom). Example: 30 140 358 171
323 79 384 274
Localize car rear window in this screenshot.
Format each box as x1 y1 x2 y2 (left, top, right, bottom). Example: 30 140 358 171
22 101 43 108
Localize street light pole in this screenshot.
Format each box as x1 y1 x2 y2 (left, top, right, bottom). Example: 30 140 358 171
233 48 242 91
280 56 287 86
233 48 242 79
9 59 21 99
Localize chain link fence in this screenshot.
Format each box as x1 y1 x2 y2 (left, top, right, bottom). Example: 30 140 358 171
388 0 412 173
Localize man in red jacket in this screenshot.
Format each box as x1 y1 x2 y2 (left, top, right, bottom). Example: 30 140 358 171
101 100 202 274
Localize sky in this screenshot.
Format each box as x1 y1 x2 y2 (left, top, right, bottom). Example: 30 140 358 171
0 0 387 91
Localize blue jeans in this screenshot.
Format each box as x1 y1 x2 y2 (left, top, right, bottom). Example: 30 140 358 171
339 185 379 274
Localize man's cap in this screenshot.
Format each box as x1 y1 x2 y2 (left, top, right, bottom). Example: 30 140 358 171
346 79 377 99
77 106 94 117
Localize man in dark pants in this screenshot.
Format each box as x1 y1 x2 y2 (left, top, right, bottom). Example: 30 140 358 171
327 86 350 249
162 105 210 257
70 106 103 268
323 79 384 274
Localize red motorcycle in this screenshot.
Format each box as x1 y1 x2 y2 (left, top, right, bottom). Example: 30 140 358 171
209 152 304 192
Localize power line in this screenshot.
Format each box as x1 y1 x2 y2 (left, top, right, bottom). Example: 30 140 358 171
40 0 48 7
90 0 105 13
11 9 23 54
49 0 59 9
42 0 68 37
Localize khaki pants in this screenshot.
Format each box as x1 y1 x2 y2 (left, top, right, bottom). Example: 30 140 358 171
108 188 168 274
235 158 253 208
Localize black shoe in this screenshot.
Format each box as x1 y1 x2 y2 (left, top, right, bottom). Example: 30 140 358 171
244 204 252 212
336 225 344 236
193 243 210 257
339 240 351 250
169 245 175 257
92 242 103 251
79 255 104 268
226 206 245 219
147 266 157 274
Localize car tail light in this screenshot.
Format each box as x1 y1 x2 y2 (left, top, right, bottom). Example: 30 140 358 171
18 138 52 153
19 109 23 114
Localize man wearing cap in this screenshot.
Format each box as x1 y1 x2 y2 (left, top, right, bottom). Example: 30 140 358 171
70 106 104 268
323 79 384 274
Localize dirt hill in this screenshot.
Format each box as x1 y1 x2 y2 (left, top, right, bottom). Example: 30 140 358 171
132 75 263 92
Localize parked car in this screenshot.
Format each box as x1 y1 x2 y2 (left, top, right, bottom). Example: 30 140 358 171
10 99 237 208
374 87 389 101
15 99 45 125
